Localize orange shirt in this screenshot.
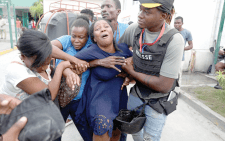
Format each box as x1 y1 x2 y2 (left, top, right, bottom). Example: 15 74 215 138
16 21 21 28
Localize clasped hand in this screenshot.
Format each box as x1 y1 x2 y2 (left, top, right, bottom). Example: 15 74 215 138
71 59 90 75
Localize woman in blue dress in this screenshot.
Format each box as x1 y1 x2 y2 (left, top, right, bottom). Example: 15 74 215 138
73 19 132 141
51 15 93 141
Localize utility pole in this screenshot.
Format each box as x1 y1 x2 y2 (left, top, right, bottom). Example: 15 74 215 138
0 0 15 49
210 0 223 75
214 1 225 70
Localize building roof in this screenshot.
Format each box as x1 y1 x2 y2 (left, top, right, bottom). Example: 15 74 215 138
11 0 38 8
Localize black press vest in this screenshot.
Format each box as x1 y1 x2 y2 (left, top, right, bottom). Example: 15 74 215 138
132 27 179 99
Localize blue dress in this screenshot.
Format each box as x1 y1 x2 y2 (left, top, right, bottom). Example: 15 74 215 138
75 43 132 137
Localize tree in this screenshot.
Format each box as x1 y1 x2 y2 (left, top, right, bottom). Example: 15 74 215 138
29 0 43 19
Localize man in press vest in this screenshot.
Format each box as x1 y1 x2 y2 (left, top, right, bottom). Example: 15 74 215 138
120 0 184 140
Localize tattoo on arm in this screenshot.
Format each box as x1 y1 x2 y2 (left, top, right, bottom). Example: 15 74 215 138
144 75 152 87
134 72 152 88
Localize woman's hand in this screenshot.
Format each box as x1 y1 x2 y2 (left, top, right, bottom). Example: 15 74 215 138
71 59 89 74
121 77 130 90
57 61 73 71
63 68 81 90
0 94 21 115
90 56 126 72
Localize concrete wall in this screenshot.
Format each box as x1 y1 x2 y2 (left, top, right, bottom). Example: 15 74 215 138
173 0 217 72
183 50 214 72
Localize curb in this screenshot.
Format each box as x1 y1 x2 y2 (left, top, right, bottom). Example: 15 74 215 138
179 89 225 132
0 47 17 56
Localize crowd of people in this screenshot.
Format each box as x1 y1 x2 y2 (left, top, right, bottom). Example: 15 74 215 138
0 15 37 40
0 0 194 141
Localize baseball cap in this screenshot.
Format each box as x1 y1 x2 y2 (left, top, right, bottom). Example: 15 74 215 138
139 0 174 11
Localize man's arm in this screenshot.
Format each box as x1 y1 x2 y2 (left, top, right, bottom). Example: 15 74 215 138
122 33 184 93
122 59 174 93
184 40 193 51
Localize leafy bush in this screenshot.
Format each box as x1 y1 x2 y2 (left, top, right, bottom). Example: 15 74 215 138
216 70 225 90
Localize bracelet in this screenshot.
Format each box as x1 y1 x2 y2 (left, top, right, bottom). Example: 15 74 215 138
0 134 3 141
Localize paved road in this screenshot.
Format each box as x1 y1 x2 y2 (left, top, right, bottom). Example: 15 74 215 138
1 51 225 141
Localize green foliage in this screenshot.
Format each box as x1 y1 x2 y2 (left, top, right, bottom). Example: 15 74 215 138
182 86 225 118
193 86 225 117
29 0 43 18
216 70 225 90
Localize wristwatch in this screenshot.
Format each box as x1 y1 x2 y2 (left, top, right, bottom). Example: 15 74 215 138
0 134 3 141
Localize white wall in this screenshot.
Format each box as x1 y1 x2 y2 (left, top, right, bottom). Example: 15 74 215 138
118 0 139 23
173 0 218 72
173 0 217 50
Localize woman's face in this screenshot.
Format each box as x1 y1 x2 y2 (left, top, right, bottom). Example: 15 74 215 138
71 26 88 50
21 54 52 73
93 20 114 47
35 56 52 73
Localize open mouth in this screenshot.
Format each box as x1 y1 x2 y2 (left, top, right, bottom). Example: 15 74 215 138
101 33 109 39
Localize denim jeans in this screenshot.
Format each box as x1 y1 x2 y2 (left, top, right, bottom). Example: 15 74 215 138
120 133 127 141
127 94 167 141
55 99 92 141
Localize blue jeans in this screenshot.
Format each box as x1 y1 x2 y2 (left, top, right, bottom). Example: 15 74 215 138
120 133 127 141
127 94 167 141
55 99 92 141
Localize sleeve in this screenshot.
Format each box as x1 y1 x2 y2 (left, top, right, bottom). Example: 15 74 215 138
118 43 133 57
56 35 71 52
119 23 138 47
160 33 185 79
6 63 37 88
187 30 193 41
75 44 102 61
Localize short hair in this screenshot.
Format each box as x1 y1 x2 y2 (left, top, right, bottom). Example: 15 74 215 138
71 15 89 35
112 0 121 9
175 16 183 23
17 29 52 69
80 9 94 21
89 19 121 51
